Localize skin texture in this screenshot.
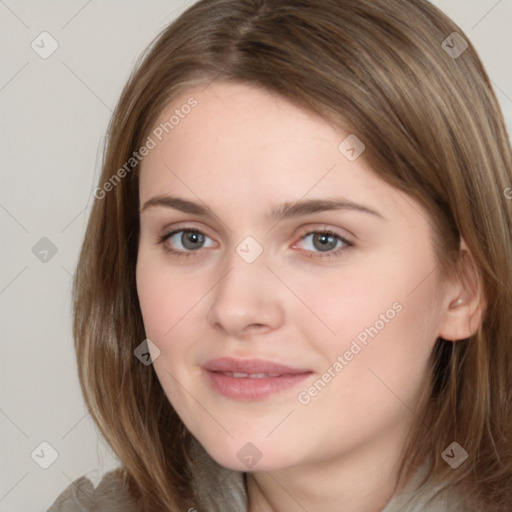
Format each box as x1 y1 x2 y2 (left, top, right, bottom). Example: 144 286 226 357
136 81 481 512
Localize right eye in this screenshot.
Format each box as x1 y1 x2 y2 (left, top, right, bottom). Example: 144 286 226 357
157 228 216 257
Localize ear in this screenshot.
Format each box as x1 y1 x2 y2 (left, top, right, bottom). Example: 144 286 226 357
437 238 487 342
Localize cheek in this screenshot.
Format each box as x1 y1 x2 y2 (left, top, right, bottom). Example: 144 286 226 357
136 253 201 340
135 257 199 404
276 259 405 356
277 239 430 342
292 294 439 455
297 251 442 399
317 279 440 418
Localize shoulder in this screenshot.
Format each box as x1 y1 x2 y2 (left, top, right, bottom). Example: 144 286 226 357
381 465 473 512
47 468 137 512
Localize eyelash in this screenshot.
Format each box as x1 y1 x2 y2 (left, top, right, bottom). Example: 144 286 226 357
156 227 354 260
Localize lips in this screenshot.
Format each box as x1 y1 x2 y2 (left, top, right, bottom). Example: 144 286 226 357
217 372 282 378
203 357 310 375
203 357 312 400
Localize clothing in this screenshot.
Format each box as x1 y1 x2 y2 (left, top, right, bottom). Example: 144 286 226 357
47 442 464 512
46 469 137 512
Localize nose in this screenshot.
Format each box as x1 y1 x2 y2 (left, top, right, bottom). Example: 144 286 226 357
206 252 285 338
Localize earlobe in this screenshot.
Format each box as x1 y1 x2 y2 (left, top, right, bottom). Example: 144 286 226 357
437 239 486 342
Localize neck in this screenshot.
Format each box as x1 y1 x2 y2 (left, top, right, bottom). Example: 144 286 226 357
246 423 419 512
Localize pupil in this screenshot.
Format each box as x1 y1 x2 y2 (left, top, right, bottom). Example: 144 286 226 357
183 231 204 250
314 233 336 252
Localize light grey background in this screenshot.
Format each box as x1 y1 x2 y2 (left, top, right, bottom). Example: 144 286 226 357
1 1 511 510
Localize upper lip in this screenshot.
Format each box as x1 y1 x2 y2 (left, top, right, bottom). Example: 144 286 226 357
203 357 311 375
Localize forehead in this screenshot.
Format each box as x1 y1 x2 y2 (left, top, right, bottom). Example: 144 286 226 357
138 81 407 220
151 81 341 159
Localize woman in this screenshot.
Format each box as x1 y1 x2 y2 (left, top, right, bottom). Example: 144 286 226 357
48 0 512 510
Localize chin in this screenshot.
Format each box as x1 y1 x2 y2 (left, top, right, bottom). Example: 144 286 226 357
197 436 296 473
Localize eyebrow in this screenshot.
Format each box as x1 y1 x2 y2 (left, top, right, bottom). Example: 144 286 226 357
140 194 385 221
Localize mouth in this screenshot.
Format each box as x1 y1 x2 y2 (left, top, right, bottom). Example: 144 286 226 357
215 371 291 378
202 357 313 400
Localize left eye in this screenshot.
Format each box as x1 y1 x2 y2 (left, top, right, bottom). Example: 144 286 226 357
296 231 348 253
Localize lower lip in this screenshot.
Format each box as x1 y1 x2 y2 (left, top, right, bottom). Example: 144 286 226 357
204 370 312 400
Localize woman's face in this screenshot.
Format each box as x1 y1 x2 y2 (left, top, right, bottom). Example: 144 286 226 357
136 81 450 473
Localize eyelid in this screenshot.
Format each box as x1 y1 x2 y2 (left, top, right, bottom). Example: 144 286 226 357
159 221 216 240
294 224 353 243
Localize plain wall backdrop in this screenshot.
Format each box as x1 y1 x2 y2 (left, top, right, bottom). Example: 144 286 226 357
1 1 511 510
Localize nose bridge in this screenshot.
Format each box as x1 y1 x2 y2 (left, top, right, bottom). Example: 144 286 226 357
216 232 268 286
214 239 270 305
207 237 283 334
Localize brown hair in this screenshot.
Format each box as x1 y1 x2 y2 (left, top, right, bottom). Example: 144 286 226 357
73 0 512 510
